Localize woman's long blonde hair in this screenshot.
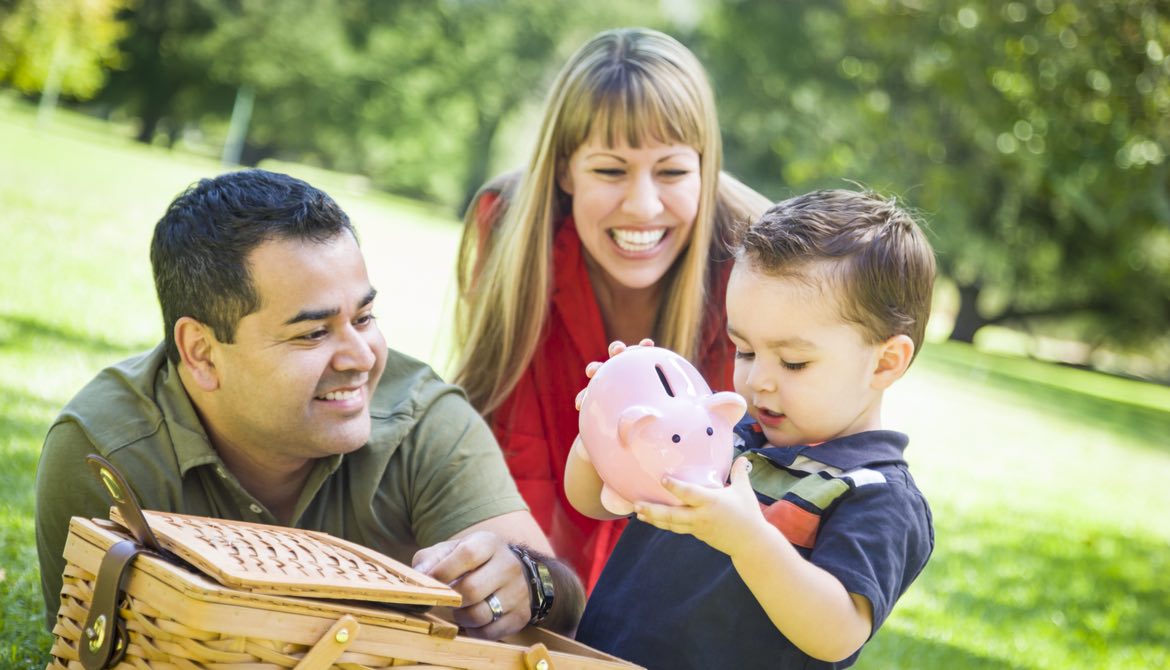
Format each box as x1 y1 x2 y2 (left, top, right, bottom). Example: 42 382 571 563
454 27 768 416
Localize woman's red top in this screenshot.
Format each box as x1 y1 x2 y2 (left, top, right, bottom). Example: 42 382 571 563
473 191 735 591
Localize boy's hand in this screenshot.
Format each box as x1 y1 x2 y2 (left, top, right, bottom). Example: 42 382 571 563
634 457 765 558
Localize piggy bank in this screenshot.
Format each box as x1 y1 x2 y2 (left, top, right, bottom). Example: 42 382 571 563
578 346 746 515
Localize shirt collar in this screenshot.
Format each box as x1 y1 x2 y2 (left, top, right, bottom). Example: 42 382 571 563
152 350 223 476
738 418 909 471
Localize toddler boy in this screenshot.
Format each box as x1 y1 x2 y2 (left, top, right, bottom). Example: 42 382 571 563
567 189 936 668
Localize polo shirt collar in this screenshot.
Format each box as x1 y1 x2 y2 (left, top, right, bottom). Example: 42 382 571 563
148 350 220 477
741 419 909 471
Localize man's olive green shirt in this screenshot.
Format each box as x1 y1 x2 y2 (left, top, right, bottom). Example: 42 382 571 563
36 343 526 628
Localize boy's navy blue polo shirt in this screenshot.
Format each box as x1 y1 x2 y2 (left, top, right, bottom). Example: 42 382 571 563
575 418 934 670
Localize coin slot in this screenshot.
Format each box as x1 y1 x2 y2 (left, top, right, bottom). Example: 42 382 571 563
655 365 675 397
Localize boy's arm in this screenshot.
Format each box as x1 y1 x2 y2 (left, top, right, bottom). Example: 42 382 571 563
563 436 625 521
638 458 873 662
729 515 873 661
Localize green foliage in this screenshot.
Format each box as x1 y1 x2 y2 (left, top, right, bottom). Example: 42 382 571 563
697 0 1170 354
5 0 1166 365
0 0 131 100
92 0 239 144
82 0 658 207
4 101 1170 670
316 0 661 207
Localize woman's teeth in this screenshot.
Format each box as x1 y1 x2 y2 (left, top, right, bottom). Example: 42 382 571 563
610 228 666 252
320 389 360 401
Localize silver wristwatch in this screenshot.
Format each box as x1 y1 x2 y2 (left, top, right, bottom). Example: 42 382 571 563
509 544 554 625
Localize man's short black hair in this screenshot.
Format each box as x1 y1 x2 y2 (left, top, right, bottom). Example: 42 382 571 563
150 169 356 363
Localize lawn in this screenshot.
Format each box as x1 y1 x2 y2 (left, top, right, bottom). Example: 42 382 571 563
2 99 1169 669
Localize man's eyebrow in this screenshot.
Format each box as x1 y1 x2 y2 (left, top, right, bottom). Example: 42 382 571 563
284 287 377 326
285 307 338 326
359 287 377 309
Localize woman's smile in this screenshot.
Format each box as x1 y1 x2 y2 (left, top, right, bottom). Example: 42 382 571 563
609 227 669 254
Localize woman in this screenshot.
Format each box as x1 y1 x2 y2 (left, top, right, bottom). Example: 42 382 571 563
453 27 769 590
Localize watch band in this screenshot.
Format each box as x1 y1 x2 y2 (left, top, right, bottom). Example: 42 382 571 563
509 544 555 625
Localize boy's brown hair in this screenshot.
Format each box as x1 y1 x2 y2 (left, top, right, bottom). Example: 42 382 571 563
737 188 936 358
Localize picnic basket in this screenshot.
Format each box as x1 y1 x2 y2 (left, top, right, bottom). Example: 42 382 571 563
47 459 642 670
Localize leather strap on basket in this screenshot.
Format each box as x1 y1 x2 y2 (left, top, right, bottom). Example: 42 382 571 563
80 454 162 669
85 454 164 553
79 539 141 670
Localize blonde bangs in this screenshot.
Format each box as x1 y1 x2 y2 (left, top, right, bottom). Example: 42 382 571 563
558 65 707 157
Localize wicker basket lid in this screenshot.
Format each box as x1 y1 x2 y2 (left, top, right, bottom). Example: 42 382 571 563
109 508 461 608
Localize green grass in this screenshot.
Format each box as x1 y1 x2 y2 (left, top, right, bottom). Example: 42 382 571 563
870 348 1170 668
3 99 1170 669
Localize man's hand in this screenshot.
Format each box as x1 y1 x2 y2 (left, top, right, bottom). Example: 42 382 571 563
412 531 531 639
633 457 766 558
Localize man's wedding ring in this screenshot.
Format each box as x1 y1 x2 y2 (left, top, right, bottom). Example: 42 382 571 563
486 593 504 623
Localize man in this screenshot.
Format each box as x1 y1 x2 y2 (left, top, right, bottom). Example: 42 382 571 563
36 169 581 639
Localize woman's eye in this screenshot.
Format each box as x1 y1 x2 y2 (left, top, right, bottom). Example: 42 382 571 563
593 168 625 177
659 168 691 178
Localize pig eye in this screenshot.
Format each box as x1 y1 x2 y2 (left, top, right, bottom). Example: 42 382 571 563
671 434 681 443
706 427 714 436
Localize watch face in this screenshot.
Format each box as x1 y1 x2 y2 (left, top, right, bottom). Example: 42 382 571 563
510 544 554 624
535 562 555 598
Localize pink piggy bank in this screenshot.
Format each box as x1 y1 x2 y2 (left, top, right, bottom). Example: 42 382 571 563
578 346 746 515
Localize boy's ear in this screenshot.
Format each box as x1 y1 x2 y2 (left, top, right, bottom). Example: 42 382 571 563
175 316 220 392
870 334 915 390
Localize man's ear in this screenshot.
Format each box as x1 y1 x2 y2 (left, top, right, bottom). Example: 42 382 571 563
175 316 220 392
871 334 914 390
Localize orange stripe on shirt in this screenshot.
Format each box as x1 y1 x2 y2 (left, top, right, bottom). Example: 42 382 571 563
761 500 820 549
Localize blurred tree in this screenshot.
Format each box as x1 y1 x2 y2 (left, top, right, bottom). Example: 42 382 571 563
0 0 130 102
82 0 655 207
349 0 658 208
90 0 227 144
697 0 1170 355
185 0 366 164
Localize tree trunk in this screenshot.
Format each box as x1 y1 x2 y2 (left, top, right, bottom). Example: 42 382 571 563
135 109 162 144
221 85 255 167
459 113 502 217
949 282 985 343
36 35 70 130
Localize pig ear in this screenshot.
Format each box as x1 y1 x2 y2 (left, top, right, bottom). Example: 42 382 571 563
703 392 747 429
618 405 661 447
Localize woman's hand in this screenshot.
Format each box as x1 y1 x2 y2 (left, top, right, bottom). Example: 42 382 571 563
566 338 656 521
574 338 655 410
